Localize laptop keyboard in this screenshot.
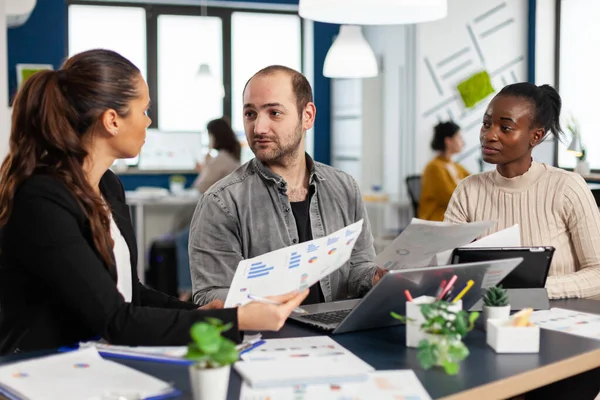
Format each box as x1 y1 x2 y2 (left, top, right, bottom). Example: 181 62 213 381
300 309 352 325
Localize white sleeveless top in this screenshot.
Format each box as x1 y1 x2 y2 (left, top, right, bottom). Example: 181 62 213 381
108 213 132 302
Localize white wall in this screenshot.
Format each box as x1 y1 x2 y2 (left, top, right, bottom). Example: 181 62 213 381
0 0 10 161
535 0 556 86
363 25 412 200
415 0 529 174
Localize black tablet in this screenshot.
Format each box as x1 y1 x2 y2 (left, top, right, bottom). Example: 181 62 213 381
450 246 555 289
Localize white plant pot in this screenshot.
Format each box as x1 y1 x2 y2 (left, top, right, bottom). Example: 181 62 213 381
483 305 511 330
189 364 231 400
575 160 591 176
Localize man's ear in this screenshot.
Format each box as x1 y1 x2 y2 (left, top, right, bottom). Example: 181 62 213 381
302 102 316 131
100 108 121 137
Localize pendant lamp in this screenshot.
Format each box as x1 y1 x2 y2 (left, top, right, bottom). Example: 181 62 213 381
196 63 225 99
299 0 447 25
323 25 378 78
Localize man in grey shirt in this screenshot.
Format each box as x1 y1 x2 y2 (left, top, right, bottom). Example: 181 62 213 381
189 65 385 306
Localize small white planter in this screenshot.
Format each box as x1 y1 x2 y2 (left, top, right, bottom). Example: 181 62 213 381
483 305 511 330
575 160 591 176
189 364 231 400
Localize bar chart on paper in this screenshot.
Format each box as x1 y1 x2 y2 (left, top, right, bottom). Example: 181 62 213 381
247 262 274 279
288 252 302 269
224 220 364 308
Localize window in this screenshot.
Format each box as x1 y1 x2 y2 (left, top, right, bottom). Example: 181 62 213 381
157 15 223 132
67 2 304 169
557 0 600 170
231 12 302 134
68 5 147 78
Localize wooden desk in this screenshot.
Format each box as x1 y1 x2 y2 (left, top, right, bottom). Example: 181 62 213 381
1 299 599 399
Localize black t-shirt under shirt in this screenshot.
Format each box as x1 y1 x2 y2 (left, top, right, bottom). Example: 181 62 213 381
290 194 325 305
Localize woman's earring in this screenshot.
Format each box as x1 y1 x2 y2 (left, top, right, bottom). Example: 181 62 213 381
114 130 118 135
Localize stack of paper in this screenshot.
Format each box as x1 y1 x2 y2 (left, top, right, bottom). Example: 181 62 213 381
376 219 521 270
76 333 264 365
529 308 600 340
234 336 375 388
0 348 177 400
239 370 432 400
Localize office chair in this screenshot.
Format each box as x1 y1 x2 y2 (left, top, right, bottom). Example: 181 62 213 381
405 175 421 218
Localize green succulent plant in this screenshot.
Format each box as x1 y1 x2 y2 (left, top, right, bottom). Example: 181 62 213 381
483 285 509 307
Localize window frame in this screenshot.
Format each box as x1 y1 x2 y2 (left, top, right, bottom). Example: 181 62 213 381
66 0 304 131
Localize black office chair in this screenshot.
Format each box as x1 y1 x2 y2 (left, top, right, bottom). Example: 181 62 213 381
405 175 421 218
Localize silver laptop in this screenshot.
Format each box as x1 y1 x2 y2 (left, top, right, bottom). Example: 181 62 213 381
289 258 522 334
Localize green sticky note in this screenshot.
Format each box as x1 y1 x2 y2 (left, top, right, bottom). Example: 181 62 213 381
456 71 495 109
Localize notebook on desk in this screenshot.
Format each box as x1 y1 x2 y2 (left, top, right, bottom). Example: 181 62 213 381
289 258 522 334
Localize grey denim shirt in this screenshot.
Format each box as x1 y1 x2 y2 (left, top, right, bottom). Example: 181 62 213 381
189 154 379 306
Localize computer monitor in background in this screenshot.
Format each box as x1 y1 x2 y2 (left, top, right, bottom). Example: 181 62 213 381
138 129 204 171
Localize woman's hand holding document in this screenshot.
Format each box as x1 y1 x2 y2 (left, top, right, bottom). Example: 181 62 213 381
225 220 364 308
375 218 495 270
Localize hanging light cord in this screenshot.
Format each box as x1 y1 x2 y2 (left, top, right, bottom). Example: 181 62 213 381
201 0 207 17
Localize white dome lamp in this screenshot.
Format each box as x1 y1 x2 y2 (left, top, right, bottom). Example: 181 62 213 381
6 0 37 28
196 63 225 99
323 25 378 79
299 0 447 25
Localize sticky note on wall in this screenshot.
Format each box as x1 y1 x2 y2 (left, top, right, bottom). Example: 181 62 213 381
456 70 495 109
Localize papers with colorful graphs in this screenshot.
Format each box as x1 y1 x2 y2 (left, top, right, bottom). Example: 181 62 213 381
239 369 432 399
225 220 364 308
0 348 176 400
375 218 495 270
529 308 600 340
234 336 375 389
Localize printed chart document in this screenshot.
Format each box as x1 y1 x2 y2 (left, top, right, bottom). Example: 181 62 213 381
0 347 176 400
436 224 521 265
225 220 363 308
234 336 374 388
375 218 494 270
529 308 600 340
239 370 432 400
77 333 263 364
79 342 190 364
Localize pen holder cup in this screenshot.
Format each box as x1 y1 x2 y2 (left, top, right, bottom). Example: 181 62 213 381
486 318 540 353
406 296 463 348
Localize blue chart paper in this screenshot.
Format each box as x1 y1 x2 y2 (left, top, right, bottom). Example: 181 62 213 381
225 220 364 308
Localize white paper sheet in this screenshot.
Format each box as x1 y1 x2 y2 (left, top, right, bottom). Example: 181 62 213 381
435 224 521 265
375 218 494 270
240 336 364 362
225 220 363 308
529 308 600 340
0 348 174 400
234 336 374 388
239 370 432 400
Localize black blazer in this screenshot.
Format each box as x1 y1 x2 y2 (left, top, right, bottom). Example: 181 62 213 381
0 170 240 355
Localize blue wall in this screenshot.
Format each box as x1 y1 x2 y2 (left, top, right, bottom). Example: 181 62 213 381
7 0 67 101
6 0 336 189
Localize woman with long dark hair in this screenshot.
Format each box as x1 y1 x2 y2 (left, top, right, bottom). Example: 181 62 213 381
0 49 307 355
193 117 241 193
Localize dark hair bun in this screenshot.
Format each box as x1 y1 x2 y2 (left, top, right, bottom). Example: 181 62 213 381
431 121 460 151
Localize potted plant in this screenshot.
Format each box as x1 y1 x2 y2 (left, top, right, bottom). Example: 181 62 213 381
169 174 187 194
482 285 510 328
567 116 590 175
186 318 239 400
391 300 479 375
576 147 590 175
